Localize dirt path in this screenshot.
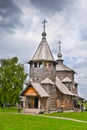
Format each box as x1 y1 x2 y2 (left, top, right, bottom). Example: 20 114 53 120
38 115 87 123
1 112 87 123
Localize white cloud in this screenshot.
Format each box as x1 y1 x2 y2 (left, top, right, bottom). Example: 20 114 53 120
0 0 87 99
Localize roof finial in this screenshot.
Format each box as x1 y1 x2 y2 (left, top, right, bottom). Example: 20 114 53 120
57 41 63 61
58 41 61 54
42 20 47 39
42 19 47 32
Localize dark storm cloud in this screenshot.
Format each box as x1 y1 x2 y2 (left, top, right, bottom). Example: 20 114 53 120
0 0 22 32
30 0 72 12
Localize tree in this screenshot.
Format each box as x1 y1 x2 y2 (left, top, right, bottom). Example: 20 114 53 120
0 57 27 106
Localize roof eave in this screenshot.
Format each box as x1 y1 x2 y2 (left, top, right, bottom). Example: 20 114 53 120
28 59 57 65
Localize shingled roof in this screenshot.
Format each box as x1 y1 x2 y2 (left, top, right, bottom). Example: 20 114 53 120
32 82 49 97
41 77 54 85
56 76 73 95
31 32 55 62
56 63 75 73
21 81 49 98
62 77 73 83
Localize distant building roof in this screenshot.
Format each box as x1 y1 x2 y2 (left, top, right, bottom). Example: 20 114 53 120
41 77 54 85
56 76 73 95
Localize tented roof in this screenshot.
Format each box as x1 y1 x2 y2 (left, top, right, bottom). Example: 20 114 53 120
32 38 55 62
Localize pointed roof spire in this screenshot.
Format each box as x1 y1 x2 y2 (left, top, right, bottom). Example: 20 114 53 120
42 19 47 39
56 41 75 72
57 41 63 64
30 20 56 63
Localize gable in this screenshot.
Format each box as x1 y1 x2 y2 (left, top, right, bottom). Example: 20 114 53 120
21 82 49 97
41 77 54 84
62 77 72 83
23 86 38 96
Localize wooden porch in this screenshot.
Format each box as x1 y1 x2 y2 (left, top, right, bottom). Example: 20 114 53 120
22 108 40 114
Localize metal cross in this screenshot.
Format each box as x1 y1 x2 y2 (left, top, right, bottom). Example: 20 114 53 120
42 19 47 32
57 41 62 53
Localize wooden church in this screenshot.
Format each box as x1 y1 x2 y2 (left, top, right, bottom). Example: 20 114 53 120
21 20 83 113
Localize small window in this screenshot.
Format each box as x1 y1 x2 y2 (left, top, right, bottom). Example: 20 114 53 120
44 62 52 68
39 62 43 68
34 62 37 68
47 63 51 68
48 63 51 67
44 63 47 67
69 87 71 91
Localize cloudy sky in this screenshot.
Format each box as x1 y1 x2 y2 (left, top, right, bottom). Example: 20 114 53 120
0 0 87 99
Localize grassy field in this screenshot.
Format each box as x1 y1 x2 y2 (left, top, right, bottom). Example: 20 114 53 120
0 107 18 113
0 113 87 130
45 111 87 121
0 108 87 130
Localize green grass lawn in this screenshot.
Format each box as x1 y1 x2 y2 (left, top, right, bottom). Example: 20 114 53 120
45 111 87 121
0 113 87 130
0 108 87 130
0 107 18 113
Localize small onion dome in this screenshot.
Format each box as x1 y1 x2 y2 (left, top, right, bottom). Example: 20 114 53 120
58 52 62 60
42 31 46 39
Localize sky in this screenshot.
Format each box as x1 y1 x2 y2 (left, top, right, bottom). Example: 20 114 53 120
0 0 87 99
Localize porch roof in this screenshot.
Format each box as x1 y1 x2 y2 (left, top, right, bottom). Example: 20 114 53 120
21 82 49 98
56 76 73 96
32 82 49 97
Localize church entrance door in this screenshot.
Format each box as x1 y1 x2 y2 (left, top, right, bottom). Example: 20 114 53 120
27 96 38 108
34 97 38 108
